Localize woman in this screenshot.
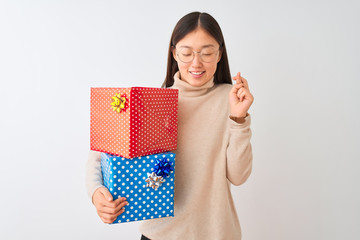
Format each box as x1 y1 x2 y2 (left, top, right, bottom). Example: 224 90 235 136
86 12 254 240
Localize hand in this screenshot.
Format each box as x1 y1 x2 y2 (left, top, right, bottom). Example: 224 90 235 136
92 187 128 224
229 72 254 118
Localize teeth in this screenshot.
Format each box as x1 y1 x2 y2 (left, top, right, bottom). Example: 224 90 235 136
190 71 204 75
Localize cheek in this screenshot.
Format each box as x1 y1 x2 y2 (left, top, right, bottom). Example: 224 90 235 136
177 62 189 73
206 63 218 74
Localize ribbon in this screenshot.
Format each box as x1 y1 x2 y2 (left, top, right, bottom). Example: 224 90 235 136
153 158 174 178
145 172 165 190
111 93 127 113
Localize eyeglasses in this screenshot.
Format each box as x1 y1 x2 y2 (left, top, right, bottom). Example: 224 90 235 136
175 46 220 63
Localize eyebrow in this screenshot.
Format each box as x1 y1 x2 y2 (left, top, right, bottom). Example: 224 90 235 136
178 44 216 49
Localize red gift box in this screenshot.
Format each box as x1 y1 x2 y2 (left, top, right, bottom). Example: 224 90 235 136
90 87 178 158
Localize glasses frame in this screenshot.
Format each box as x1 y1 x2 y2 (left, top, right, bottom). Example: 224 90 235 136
175 46 220 63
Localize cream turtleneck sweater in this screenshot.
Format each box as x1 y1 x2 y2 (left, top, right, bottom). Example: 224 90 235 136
86 72 253 240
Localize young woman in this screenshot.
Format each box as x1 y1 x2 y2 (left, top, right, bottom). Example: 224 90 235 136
86 12 254 240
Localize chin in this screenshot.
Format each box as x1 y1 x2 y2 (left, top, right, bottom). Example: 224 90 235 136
186 76 211 87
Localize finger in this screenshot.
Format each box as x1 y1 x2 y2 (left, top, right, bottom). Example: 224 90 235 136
237 88 245 99
113 197 128 207
98 194 126 208
240 89 252 102
99 213 118 223
240 91 247 102
241 77 249 90
232 72 240 81
101 206 126 221
99 187 113 202
230 83 244 94
115 196 127 203
232 72 240 80
99 208 126 221
102 197 126 208
100 216 112 224
232 72 242 85
99 201 129 214
237 72 243 85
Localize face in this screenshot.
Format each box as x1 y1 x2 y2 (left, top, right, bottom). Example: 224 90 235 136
172 27 221 87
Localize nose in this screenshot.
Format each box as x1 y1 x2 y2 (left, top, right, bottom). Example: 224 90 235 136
191 52 203 67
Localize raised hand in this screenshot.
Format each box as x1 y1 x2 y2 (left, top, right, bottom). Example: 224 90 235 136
229 72 254 118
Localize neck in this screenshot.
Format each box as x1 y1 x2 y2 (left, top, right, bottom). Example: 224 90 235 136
172 72 215 97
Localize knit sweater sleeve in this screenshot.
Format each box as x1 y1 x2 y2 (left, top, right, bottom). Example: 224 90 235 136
85 150 104 200
226 114 253 186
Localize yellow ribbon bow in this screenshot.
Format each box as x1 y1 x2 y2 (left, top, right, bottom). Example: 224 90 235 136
111 93 127 113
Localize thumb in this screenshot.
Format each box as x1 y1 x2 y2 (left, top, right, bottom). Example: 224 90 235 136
100 187 113 202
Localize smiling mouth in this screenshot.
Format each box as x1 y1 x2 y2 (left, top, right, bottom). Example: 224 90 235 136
189 71 205 75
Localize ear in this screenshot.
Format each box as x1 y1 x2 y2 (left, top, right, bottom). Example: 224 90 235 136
217 49 222 63
172 47 178 62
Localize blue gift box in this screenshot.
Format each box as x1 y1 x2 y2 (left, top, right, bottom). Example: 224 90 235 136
101 152 175 224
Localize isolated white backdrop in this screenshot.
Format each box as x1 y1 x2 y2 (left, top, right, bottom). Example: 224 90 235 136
0 0 359 239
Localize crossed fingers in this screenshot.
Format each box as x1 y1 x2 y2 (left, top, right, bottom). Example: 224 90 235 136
231 72 249 101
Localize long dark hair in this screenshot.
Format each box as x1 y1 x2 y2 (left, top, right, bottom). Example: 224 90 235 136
162 12 232 88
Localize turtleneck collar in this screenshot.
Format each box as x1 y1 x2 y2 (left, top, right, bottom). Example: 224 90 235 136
172 72 215 97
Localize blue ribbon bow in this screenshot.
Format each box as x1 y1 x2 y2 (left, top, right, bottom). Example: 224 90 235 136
153 158 174 178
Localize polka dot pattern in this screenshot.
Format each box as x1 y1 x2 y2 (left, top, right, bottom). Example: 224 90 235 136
91 88 178 158
101 152 176 224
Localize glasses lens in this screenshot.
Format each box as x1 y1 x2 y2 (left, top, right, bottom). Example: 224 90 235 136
177 47 219 63
200 47 218 63
178 48 193 63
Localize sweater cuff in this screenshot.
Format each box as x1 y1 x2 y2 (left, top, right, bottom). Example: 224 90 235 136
228 113 251 129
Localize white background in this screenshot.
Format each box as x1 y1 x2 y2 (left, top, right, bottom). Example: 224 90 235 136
0 0 359 239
